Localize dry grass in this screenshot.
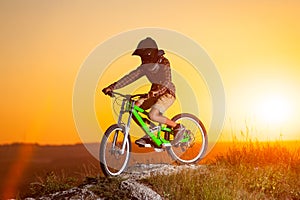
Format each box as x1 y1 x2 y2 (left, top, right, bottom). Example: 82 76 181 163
28 171 78 197
142 140 300 200
22 138 300 199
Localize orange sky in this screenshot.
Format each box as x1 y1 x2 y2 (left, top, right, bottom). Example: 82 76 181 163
0 1 300 144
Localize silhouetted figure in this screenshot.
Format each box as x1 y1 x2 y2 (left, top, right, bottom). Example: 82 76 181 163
103 37 185 146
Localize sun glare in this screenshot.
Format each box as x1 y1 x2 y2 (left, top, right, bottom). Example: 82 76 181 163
256 94 292 125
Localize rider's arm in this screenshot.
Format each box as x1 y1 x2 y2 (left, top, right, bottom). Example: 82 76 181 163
112 66 144 90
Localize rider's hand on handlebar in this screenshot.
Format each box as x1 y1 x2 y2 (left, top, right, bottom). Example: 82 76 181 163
102 87 113 97
102 82 117 97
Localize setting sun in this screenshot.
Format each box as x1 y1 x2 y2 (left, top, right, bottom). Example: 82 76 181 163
256 94 292 125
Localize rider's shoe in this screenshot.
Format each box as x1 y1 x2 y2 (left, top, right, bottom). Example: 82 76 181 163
135 135 151 146
171 123 186 146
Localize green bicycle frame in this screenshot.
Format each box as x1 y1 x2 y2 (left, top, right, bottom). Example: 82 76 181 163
119 97 172 147
132 105 171 147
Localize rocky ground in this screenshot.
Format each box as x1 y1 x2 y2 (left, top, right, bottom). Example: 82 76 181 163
22 164 206 200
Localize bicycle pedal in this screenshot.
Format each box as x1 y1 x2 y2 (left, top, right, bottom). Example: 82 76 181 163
137 143 152 148
154 148 164 152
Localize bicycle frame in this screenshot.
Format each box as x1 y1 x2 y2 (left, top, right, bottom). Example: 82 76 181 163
100 92 208 175
117 94 172 152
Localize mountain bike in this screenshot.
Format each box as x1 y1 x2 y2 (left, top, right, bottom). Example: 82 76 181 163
99 91 208 176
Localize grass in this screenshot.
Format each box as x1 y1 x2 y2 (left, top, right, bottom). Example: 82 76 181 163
25 166 131 199
24 139 300 199
28 171 78 197
26 173 132 199
141 140 300 200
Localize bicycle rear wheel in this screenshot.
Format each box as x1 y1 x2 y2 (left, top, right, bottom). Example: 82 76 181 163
99 124 131 176
167 113 207 164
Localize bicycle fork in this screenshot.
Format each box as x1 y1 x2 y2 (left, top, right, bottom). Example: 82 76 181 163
114 98 132 155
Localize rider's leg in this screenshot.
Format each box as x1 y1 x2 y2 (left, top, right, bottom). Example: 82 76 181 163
149 94 186 145
148 107 185 145
134 97 156 146
148 108 176 127
132 97 156 127
135 94 185 146
135 95 175 146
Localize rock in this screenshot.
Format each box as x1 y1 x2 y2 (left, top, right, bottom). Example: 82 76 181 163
121 179 162 200
25 186 102 200
26 164 206 200
122 163 206 180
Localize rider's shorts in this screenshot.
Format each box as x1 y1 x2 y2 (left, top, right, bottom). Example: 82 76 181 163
137 93 175 114
152 93 175 113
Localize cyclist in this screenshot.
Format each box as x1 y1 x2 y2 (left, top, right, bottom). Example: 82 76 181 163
102 37 185 146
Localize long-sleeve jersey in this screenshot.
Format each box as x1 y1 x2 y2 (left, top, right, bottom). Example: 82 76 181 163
113 54 176 97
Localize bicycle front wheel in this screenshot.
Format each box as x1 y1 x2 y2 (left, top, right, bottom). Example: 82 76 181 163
99 124 131 176
167 113 208 164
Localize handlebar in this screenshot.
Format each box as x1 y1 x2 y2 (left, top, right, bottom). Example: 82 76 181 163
107 91 148 100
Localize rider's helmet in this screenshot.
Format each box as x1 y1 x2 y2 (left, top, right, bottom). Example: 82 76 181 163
132 37 159 63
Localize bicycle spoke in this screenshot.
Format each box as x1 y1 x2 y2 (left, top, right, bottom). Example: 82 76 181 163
167 113 207 164
100 125 131 176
